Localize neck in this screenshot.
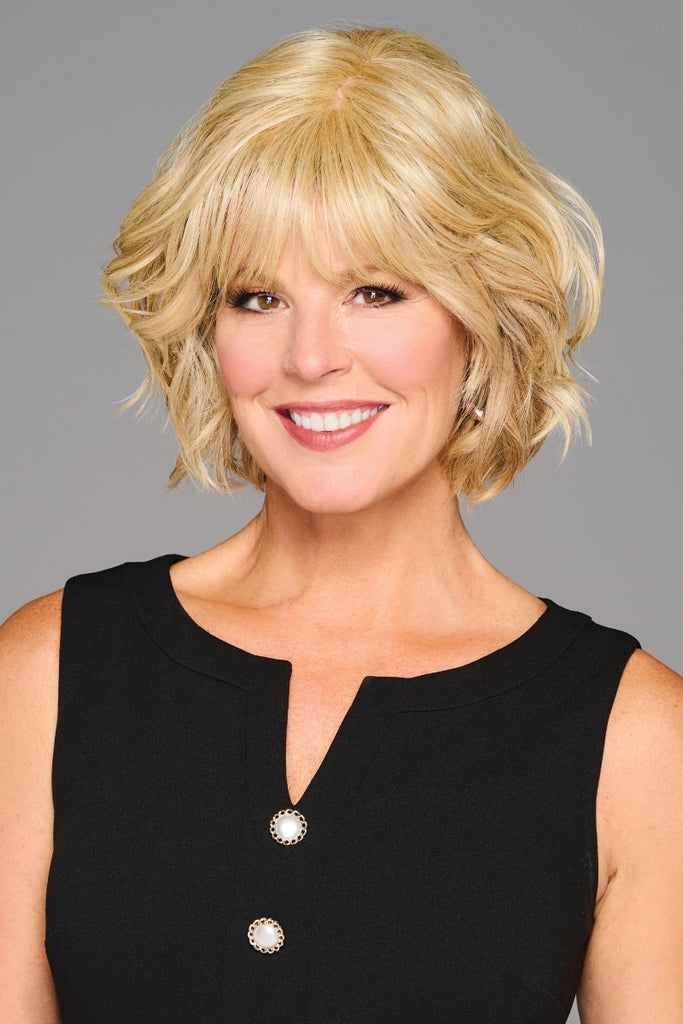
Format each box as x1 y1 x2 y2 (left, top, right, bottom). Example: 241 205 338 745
230 466 494 629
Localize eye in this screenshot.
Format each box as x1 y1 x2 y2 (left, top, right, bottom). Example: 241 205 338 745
350 284 407 307
226 290 284 312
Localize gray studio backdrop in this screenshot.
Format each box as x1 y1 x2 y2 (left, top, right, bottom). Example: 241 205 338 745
1 2 681 1018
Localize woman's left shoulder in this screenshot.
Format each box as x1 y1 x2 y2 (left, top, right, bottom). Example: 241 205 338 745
580 650 683 1021
609 648 683 747
601 649 683 828
598 650 683 868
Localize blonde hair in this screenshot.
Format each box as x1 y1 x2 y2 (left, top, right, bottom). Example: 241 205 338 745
102 26 603 501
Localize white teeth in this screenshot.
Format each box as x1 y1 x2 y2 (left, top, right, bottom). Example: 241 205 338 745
288 406 382 432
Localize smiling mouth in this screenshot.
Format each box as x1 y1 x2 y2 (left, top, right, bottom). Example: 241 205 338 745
285 406 386 433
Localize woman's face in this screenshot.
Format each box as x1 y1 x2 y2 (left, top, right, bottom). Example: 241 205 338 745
214 240 467 514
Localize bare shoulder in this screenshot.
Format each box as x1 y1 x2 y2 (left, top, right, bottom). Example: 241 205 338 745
580 650 683 1023
0 589 63 838
1 588 63 662
598 649 683 874
0 591 63 1021
601 649 682 814
0 589 63 735
612 647 682 716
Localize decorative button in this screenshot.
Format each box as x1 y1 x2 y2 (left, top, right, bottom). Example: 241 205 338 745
248 917 285 953
269 808 307 846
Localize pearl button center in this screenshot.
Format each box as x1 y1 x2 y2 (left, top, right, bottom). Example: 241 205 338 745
254 923 278 947
248 917 285 953
277 815 300 840
270 808 307 845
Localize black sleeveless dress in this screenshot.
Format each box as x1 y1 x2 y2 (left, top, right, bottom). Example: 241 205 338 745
46 555 639 1023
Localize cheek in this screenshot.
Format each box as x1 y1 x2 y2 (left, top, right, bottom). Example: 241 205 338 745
214 330 274 400
364 320 466 397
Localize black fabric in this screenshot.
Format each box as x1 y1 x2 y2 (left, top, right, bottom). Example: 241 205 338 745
46 554 640 1023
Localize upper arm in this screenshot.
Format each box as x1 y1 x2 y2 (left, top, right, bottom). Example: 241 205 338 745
579 650 683 1023
0 592 63 1022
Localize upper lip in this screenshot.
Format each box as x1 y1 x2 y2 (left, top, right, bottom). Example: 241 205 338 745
274 400 388 413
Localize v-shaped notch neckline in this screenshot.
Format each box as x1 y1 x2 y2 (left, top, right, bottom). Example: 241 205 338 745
123 554 592 712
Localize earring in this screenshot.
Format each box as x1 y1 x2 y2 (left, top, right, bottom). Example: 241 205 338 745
472 407 484 421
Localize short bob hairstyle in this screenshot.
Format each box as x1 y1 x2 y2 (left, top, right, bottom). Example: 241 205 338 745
102 26 602 502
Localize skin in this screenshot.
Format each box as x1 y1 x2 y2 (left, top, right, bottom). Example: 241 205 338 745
0 242 681 1021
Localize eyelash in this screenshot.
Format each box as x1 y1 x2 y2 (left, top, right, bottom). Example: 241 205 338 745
225 288 266 307
354 283 408 305
224 282 408 310
224 288 269 309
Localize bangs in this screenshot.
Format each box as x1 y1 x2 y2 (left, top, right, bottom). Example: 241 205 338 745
201 109 454 298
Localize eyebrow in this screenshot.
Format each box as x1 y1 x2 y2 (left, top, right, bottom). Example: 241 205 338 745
230 267 405 291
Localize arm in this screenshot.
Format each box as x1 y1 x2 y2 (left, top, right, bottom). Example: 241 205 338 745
0 593 62 1022
579 650 683 1023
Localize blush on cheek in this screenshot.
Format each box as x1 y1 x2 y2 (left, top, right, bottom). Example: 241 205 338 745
363 321 465 394
216 348 272 397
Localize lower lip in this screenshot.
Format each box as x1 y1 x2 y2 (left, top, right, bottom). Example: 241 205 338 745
278 409 387 450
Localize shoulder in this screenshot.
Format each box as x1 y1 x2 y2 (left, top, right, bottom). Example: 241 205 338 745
0 593 63 1020
581 650 683 1020
614 646 682 704
0 589 63 771
0 587 64 727
612 648 682 725
0 589 63 677
598 650 683 867
52 553 187 627
0 591 64 825
597 650 682 861
601 649 683 822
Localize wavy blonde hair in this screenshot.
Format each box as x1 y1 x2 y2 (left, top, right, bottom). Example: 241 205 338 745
102 26 603 501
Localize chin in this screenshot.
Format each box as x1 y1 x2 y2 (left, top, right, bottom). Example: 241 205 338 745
287 488 384 517
266 469 390 517
300 496 380 516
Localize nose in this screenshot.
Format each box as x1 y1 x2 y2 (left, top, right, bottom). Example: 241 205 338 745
284 305 352 382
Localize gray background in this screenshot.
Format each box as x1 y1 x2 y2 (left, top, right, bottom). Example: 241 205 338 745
1 2 681 1017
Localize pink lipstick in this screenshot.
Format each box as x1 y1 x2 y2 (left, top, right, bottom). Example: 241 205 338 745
275 402 389 451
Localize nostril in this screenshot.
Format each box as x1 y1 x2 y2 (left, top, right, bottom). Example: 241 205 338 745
284 348 351 381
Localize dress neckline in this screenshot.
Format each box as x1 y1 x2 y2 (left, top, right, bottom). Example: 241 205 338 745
123 553 591 710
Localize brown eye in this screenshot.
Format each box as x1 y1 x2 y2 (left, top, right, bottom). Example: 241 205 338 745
360 288 388 305
350 284 407 307
252 293 281 311
226 288 284 312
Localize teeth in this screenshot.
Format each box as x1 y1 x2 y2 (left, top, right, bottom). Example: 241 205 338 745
288 406 382 432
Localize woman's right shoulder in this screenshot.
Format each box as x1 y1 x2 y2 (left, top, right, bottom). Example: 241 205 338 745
0 589 63 757
0 588 63 760
0 594 63 1021
0 589 64 674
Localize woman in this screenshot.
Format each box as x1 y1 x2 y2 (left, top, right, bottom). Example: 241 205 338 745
1 26 681 1024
